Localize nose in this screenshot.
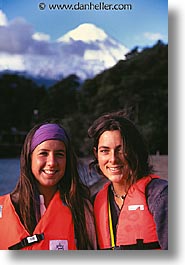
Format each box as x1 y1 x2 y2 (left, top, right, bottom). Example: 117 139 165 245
47 153 57 167
109 150 118 164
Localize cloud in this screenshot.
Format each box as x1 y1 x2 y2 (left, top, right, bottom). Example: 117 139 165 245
0 11 128 79
144 32 164 41
0 12 54 55
0 11 59 75
32 32 51 41
0 53 24 71
0 10 8 26
0 18 34 54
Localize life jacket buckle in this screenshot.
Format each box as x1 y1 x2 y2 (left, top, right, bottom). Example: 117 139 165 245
27 235 38 244
9 233 44 250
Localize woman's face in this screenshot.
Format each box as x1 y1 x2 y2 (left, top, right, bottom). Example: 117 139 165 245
95 130 130 184
31 140 66 192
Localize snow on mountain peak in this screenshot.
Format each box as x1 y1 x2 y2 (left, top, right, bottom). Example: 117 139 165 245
0 20 129 80
58 23 107 43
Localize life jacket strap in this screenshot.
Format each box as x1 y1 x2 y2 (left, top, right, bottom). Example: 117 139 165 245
8 233 44 250
104 239 160 250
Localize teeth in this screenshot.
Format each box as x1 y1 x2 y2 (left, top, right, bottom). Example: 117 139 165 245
109 167 121 171
44 170 56 175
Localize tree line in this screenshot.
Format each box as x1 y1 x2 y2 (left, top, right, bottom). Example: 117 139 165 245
0 41 168 156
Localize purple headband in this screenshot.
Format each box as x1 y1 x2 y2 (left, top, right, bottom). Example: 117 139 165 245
30 124 68 152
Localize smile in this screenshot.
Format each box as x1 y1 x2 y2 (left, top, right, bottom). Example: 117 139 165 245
108 166 122 172
43 169 57 175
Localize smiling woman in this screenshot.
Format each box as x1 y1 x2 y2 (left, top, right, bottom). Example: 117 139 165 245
0 119 97 250
88 110 168 250
31 140 67 207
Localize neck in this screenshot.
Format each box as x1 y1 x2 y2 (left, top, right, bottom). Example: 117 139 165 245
38 185 57 208
111 183 128 210
111 185 126 200
112 182 128 197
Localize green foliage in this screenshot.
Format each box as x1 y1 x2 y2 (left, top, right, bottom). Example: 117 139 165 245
0 74 46 130
75 41 168 155
0 41 168 156
39 74 80 119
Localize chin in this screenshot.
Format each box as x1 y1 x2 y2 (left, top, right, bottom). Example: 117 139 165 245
108 175 123 183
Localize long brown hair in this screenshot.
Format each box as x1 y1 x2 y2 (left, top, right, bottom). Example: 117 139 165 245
11 119 94 249
88 110 153 186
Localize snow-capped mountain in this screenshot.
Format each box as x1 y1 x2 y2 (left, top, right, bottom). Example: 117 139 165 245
59 23 108 43
57 23 129 79
0 22 129 80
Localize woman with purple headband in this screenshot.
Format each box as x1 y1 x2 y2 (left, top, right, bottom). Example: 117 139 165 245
0 119 97 250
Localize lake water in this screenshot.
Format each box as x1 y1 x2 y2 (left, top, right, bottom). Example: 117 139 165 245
0 158 105 196
0 158 20 195
0 155 167 196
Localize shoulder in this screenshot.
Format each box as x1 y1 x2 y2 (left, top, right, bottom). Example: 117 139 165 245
93 182 110 207
146 177 168 213
95 182 110 199
0 194 10 203
146 177 168 196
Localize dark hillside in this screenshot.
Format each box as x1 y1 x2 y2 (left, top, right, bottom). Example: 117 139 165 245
0 41 168 157
76 41 168 155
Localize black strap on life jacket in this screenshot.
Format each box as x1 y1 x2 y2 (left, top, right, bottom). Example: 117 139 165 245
104 239 160 250
8 233 44 250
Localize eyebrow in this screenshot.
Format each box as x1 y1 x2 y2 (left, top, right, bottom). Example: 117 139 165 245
38 148 66 152
98 146 109 150
98 145 122 150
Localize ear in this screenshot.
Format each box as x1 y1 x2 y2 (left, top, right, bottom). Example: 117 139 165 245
93 147 98 158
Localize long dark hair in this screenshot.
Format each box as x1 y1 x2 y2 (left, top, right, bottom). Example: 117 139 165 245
88 110 153 185
11 119 93 249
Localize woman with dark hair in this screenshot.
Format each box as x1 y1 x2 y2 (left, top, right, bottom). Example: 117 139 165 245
88 111 168 250
0 120 97 250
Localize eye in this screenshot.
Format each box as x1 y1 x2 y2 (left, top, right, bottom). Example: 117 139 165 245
38 151 48 156
118 149 123 154
55 152 66 157
99 149 109 154
116 146 124 154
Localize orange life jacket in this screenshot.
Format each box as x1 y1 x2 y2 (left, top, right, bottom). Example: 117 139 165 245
0 191 77 250
94 175 161 250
